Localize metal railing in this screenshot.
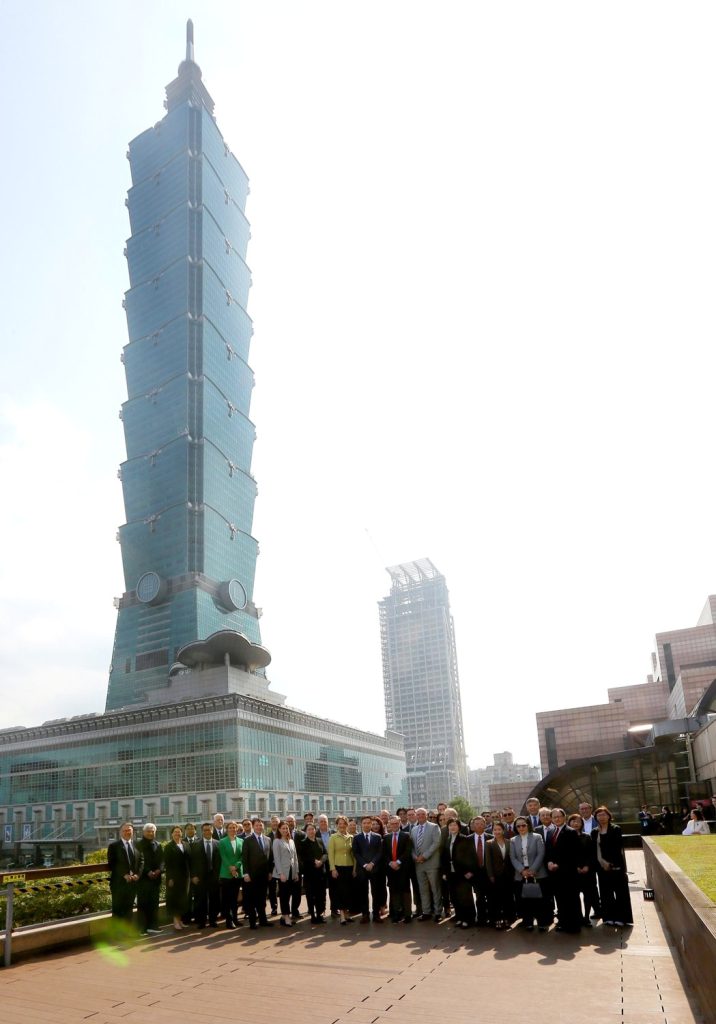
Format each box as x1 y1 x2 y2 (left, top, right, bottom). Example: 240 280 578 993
1 863 108 968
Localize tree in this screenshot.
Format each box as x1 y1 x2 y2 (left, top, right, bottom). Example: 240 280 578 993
449 796 475 822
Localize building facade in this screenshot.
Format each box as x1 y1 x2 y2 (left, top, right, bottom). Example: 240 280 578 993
108 25 262 711
531 597 716 824
0 697 407 856
380 559 468 807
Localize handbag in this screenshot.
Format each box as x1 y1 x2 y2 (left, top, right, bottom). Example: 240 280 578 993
522 879 543 899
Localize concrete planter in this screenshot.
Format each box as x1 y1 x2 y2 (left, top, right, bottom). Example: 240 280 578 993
642 837 716 1017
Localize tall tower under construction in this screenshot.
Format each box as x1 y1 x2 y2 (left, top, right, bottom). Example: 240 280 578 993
380 559 468 807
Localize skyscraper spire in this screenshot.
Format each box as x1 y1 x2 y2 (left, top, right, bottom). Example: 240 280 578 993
165 18 214 115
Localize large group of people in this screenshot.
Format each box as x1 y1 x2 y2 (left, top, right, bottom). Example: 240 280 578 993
106 797 636 939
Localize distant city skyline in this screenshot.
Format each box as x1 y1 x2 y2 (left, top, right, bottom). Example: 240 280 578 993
3 4 716 769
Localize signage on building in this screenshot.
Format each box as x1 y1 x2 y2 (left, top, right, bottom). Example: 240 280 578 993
3 825 12 843
22 824 32 840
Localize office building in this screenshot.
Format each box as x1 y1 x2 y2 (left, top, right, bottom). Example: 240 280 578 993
108 21 264 711
0 25 406 863
468 751 541 811
531 597 716 824
380 559 468 807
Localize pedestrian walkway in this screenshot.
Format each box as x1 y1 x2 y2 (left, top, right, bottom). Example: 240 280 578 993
0 850 702 1024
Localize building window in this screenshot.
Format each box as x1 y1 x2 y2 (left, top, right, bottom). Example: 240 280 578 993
545 728 558 773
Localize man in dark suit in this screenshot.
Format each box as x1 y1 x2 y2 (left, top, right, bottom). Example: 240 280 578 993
354 815 386 922
544 807 582 933
384 815 413 922
136 822 163 935
189 821 221 928
107 822 143 928
242 818 275 929
502 808 517 837
534 807 554 840
524 798 541 831
462 816 492 926
316 814 336 916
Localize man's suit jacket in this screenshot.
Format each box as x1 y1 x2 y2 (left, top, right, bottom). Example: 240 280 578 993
212 826 226 842
383 830 412 884
242 831 274 880
317 828 335 856
136 837 163 882
189 837 221 885
410 821 441 864
353 830 385 877
543 825 579 875
461 832 492 875
534 823 552 841
107 838 143 891
218 835 243 879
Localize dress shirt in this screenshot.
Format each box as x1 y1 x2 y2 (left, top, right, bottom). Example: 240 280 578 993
474 833 485 864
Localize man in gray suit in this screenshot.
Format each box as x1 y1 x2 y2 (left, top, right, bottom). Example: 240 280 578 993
411 807 442 921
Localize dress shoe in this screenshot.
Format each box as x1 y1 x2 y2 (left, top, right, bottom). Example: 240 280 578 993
315 916 325 924
260 920 275 927
225 921 236 929
250 923 258 930
418 914 432 921
434 914 441 923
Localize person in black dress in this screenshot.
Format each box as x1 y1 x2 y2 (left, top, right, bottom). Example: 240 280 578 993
592 806 633 927
299 822 328 922
164 825 191 931
567 813 599 927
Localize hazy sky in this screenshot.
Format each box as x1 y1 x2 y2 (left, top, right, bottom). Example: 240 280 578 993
1 2 715 770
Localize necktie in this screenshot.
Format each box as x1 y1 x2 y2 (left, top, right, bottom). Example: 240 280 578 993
125 842 132 868
392 834 398 860
476 835 483 866
417 824 424 851
552 827 560 845
205 840 211 864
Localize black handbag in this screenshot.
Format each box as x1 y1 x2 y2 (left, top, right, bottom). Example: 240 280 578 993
522 879 543 899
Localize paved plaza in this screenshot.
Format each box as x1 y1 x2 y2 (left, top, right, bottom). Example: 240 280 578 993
0 851 702 1024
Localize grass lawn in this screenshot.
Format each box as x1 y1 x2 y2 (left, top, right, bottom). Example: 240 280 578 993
653 835 716 902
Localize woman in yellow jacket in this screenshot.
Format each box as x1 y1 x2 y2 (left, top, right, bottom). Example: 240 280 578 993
328 815 355 925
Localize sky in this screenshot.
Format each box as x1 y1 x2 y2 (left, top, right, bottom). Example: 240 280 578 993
1 1 716 770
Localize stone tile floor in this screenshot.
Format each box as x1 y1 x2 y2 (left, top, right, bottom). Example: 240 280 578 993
0 850 702 1024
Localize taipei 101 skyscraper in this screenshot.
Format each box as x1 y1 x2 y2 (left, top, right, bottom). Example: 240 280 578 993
106 23 272 710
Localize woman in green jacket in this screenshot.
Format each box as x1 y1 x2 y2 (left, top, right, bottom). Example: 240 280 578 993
218 820 244 929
